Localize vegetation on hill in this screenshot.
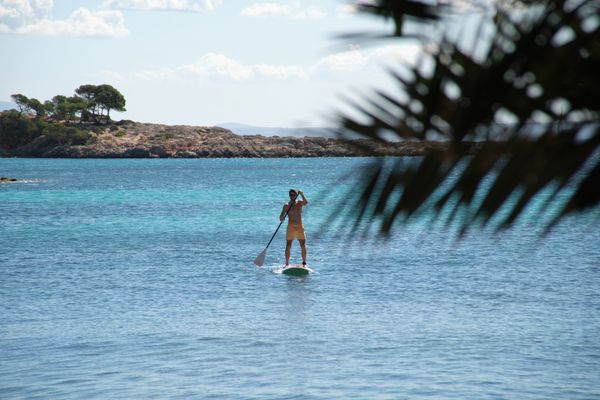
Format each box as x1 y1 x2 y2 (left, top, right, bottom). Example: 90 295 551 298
1 84 126 150
0 110 90 149
10 84 125 123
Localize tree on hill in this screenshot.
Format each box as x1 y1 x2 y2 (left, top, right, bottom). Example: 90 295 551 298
26 98 45 119
10 84 126 124
96 84 126 122
11 94 32 116
334 0 600 237
43 100 55 117
49 95 88 122
74 84 97 118
75 84 126 123
10 94 46 118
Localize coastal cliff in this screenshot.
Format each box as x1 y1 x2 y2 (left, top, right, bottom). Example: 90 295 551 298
1 120 470 158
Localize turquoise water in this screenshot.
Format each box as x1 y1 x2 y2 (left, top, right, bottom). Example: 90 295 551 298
1 158 599 399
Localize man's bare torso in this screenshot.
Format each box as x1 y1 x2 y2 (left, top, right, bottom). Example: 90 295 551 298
283 201 304 225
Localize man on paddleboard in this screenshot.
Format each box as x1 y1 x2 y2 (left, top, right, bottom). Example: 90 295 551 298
280 189 308 267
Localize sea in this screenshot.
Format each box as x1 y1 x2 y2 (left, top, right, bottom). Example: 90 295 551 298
1 157 599 399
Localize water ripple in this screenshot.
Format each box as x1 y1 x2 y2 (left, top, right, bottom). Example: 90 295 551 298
1 158 599 399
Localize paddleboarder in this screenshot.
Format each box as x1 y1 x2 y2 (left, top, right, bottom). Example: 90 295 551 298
280 189 308 267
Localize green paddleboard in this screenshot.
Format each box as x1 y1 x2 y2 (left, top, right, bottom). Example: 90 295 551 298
282 265 312 276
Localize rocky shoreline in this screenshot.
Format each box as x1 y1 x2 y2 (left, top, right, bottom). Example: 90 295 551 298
1 121 473 158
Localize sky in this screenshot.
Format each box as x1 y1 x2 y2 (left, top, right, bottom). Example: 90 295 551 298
0 0 428 127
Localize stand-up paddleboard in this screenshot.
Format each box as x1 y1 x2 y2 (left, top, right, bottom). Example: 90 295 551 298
282 264 312 276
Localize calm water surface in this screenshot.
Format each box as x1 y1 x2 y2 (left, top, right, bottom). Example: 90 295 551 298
1 158 599 399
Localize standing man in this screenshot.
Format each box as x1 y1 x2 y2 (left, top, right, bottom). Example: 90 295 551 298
280 189 308 267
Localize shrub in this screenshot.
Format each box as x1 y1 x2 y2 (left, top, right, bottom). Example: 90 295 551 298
0 110 41 149
0 111 91 149
41 122 90 146
157 132 176 141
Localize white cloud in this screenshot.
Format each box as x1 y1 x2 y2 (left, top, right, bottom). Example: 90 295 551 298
174 53 308 80
0 0 52 28
103 0 222 12
241 2 290 17
241 2 324 20
311 47 367 73
369 44 423 66
0 1 128 37
179 53 255 80
335 4 359 16
127 45 424 82
311 44 422 75
293 5 323 20
18 8 128 37
255 64 308 80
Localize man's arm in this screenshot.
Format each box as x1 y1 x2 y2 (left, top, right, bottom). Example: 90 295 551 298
298 190 308 206
280 203 288 221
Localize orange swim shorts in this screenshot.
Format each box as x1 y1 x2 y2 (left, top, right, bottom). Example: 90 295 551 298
286 224 306 240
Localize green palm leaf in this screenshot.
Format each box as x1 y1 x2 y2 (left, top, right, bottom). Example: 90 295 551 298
336 0 600 236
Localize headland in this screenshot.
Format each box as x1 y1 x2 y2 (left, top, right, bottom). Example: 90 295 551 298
0 117 476 158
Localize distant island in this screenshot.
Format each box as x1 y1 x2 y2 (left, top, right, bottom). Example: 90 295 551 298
0 84 478 158
0 117 469 158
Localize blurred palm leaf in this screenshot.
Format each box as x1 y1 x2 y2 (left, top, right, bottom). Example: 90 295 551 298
335 0 600 236
355 0 441 35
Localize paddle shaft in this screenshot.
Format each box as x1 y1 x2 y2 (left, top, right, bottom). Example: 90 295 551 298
263 197 299 250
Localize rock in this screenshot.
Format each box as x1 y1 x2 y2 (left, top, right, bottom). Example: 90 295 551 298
149 146 168 158
175 150 197 158
124 147 150 157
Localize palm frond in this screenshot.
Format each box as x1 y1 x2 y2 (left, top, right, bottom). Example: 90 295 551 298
337 0 600 236
357 0 443 35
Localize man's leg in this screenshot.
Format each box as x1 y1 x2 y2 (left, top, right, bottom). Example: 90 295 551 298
299 239 307 265
285 240 293 266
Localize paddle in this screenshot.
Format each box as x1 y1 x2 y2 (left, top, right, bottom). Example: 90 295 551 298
254 194 299 267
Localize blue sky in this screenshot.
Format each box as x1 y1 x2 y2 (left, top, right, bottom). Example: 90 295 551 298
1 1 425 127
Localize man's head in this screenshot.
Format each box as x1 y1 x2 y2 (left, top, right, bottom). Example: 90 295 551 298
289 189 298 199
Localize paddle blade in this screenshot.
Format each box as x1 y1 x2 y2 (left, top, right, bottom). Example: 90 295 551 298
254 249 267 267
